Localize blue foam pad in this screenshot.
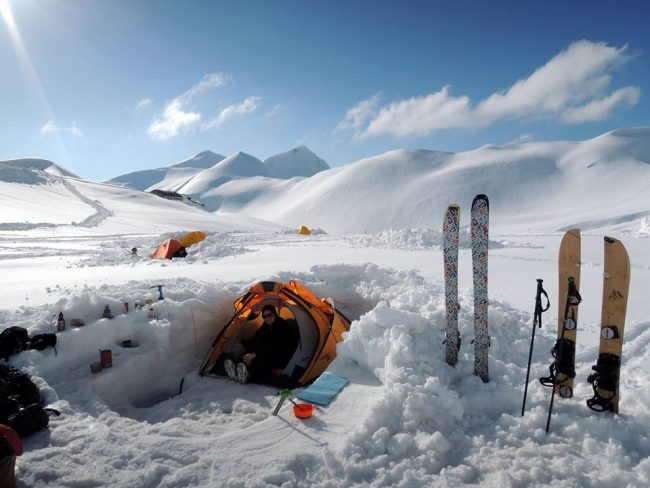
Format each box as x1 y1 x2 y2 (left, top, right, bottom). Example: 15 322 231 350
295 372 349 406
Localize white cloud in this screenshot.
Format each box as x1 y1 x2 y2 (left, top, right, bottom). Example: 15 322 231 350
148 100 201 140
147 72 232 140
178 72 231 103
561 87 641 123
134 98 152 111
341 40 640 139
205 97 262 129
506 133 535 145
41 120 83 137
335 92 382 137
266 104 288 118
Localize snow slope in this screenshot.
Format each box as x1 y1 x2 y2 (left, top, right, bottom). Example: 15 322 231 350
104 150 226 191
0 157 79 178
207 128 650 233
0 164 282 235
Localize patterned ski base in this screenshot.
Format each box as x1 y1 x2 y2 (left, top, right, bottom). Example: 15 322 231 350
443 204 461 366
587 237 630 413
555 229 581 398
471 194 489 382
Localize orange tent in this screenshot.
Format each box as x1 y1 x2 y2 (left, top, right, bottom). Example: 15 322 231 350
151 239 187 259
298 225 311 235
179 230 206 248
199 280 351 387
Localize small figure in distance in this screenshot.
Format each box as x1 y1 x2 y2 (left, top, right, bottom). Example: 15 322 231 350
102 305 114 320
131 247 138 257
223 305 299 386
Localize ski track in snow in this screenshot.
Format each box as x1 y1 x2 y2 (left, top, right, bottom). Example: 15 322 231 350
61 179 114 228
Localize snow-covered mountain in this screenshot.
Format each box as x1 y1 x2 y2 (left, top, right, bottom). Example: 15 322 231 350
263 145 330 179
4 128 650 235
207 128 650 233
104 150 226 191
0 158 281 234
106 146 330 195
0 157 79 178
175 151 269 195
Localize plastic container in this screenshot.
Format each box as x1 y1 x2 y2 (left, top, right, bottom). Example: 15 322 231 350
100 349 112 368
292 403 314 419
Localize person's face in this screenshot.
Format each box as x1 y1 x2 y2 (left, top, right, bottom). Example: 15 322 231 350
263 310 276 324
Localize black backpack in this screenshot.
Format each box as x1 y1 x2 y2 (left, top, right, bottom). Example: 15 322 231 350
0 365 41 409
0 327 29 360
6 404 50 438
28 334 57 354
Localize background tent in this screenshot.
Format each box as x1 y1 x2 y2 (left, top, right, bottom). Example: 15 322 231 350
179 230 206 248
298 225 311 235
151 239 187 259
199 280 351 387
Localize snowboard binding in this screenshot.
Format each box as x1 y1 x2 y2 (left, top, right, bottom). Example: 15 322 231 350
586 353 620 412
539 338 576 397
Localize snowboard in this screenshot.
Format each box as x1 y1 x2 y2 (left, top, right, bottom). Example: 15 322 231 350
443 204 461 366
540 229 581 398
471 194 489 382
587 237 630 413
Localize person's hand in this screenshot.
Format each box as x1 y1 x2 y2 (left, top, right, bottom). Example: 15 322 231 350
243 353 255 365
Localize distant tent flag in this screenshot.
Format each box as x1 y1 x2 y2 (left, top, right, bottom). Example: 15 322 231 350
151 239 187 259
298 225 311 235
180 230 207 248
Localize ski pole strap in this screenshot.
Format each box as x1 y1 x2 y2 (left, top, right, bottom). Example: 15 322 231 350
586 353 620 412
567 277 582 305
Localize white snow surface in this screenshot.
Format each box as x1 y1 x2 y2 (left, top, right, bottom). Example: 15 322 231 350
2 129 650 487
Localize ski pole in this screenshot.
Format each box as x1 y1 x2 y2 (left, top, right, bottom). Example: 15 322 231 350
521 279 549 416
545 277 580 433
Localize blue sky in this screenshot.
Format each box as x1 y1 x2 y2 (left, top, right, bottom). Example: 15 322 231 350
1 0 648 180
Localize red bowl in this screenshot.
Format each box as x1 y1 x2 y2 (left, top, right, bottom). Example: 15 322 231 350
293 403 314 419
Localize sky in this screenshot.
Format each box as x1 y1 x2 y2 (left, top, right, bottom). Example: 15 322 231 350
0 0 649 181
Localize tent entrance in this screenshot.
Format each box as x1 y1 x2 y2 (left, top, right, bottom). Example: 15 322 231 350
207 302 320 379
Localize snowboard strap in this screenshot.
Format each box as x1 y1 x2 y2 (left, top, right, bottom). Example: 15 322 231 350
586 353 620 412
539 338 576 387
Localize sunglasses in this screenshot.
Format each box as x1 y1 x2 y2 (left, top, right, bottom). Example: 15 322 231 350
262 312 275 319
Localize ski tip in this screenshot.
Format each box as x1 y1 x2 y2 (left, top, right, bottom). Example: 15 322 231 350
471 194 489 208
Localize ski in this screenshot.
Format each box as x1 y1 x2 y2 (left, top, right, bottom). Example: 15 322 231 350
443 204 461 366
471 194 489 382
540 229 581 399
587 237 630 413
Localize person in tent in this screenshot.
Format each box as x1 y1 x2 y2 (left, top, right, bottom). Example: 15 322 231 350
224 305 299 386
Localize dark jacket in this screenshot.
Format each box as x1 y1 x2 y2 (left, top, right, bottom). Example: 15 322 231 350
244 317 299 370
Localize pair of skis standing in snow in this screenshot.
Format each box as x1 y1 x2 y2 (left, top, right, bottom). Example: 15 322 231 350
443 194 490 382
522 230 630 431
443 199 630 421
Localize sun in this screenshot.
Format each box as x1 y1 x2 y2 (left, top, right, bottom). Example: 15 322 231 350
1 0 57 136
0 0 18 32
